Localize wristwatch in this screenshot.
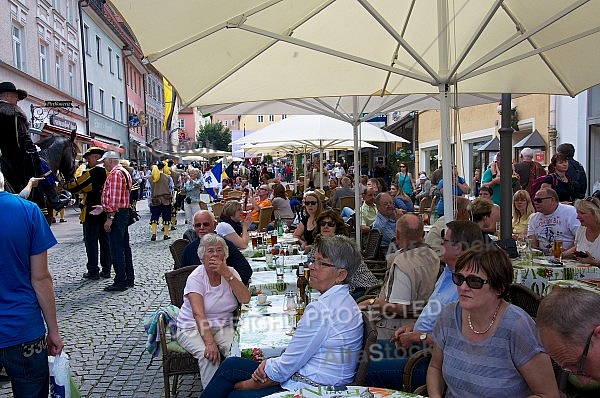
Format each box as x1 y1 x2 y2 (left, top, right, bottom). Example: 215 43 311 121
227 275 235 282
419 333 427 343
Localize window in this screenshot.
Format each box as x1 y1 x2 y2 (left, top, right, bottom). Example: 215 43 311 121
12 25 25 71
40 44 49 83
99 89 105 114
108 47 114 74
231 119 236 127
68 63 75 96
83 25 90 55
268 114 274 122
111 96 116 119
87 82 94 109
223 120 228 127
115 54 121 79
53 0 61 14
119 101 124 122
95 36 102 64
177 119 185 129
66 0 75 25
257 115 264 123
55 55 63 89
282 114 287 119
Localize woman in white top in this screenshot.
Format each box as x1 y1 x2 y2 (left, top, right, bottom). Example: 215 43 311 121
215 201 252 250
565 196 600 264
176 234 251 388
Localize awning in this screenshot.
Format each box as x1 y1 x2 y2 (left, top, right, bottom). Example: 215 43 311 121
92 139 125 154
476 136 499 152
513 129 546 148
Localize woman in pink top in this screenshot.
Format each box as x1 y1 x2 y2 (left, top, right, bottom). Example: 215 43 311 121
176 233 251 388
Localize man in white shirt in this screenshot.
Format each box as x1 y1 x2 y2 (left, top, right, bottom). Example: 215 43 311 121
527 188 580 254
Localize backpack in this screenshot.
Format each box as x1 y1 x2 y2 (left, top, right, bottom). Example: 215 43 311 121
530 173 557 198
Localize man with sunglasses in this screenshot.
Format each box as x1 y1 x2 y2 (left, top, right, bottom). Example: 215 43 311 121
527 188 579 255
180 210 252 285
247 184 272 225
537 286 600 383
365 220 486 390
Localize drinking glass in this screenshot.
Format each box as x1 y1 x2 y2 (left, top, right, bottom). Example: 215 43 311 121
251 232 258 249
283 292 298 334
552 240 563 261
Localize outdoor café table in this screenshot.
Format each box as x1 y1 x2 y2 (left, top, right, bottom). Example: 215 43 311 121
231 294 292 359
246 254 309 272
548 279 600 295
249 270 298 296
263 386 425 397
512 256 600 297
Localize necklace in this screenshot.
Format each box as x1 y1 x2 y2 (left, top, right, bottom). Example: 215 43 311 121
468 301 502 335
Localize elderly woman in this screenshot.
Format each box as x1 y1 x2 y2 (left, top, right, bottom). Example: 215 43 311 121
427 245 559 398
512 190 535 239
181 167 203 224
176 234 251 389
202 235 364 397
563 196 600 263
293 191 322 253
215 201 253 250
307 210 378 299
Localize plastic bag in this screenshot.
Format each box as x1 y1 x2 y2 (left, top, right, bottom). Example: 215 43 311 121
49 351 71 398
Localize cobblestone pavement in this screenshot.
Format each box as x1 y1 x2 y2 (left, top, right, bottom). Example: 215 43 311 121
0 200 203 397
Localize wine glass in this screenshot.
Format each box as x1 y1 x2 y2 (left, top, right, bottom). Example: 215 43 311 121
283 292 298 335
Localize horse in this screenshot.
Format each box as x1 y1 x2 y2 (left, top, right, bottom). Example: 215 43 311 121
0 130 78 222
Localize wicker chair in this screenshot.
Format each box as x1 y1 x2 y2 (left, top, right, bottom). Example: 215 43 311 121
417 196 432 224
352 312 378 386
403 348 432 393
338 195 355 211
255 206 274 231
212 202 224 219
426 195 439 224
507 284 541 318
363 229 387 271
199 201 209 210
169 239 190 270
160 266 199 398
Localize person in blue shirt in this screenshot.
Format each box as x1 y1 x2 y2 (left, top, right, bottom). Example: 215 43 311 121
201 235 364 397
365 221 487 390
437 166 470 217
371 193 400 254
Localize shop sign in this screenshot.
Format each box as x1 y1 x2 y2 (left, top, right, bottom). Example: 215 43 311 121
50 115 77 131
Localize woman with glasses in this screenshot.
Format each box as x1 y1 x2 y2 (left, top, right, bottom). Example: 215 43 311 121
427 245 558 398
176 234 251 389
202 236 364 397
563 196 600 263
215 201 253 250
395 163 416 203
293 191 322 253
307 210 378 299
512 190 535 240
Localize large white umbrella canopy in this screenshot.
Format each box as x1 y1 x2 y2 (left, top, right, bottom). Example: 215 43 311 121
110 0 600 238
241 140 377 154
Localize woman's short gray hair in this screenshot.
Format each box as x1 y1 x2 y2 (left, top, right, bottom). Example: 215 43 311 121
197 233 229 259
314 235 361 283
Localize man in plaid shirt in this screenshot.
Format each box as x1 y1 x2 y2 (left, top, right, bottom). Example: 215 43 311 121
92 151 134 292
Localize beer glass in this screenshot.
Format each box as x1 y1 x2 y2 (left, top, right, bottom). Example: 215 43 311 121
552 240 563 261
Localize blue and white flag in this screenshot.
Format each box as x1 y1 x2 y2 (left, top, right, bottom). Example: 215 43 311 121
203 161 222 200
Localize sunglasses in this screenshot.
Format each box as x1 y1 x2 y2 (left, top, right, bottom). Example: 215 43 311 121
194 222 212 228
319 220 336 227
305 201 318 206
562 330 594 376
534 197 552 203
584 196 600 208
452 272 489 289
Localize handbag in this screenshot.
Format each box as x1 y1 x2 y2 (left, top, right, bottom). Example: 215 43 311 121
128 206 140 226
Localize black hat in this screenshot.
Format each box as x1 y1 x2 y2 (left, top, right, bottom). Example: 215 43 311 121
167 159 174 166
0 81 27 100
82 147 105 158
156 160 165 168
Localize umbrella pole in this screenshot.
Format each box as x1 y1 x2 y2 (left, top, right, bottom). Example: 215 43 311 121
499 94 516 244
353 97 361 247
440 85 454 222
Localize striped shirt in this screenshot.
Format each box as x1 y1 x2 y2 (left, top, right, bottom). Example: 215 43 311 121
102 165 132 213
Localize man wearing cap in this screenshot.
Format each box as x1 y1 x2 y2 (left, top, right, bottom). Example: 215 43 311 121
414 172 431 203
64 147 111 280
0 81 68 210
91 151 134 291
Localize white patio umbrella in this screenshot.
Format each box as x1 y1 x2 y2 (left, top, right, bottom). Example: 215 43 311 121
110 0 600 239
181 155 208 162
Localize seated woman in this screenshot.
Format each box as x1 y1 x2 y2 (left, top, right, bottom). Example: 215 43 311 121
512 190 534 240
202 235 364 398
563 196 600 263
307 210 378 299
270 183 294 223
427 245 559 398
293 191 322 253
175 234 251 389
477 186 499 234
389 182 415 212
215 201 253 250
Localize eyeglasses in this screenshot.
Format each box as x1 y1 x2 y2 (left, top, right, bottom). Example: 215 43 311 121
305 201 318 206
534 197 552 203
452 272 489 289
562 330 594 376
312 258 336 269
319 220 336 227
400 165 407 168
194 222 212 228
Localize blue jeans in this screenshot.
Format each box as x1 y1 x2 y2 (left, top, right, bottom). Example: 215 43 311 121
364 339 428 391
83 221 111 275
0 335 49 398
108 209 134 288
341 207 355 222
202 357 284 398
